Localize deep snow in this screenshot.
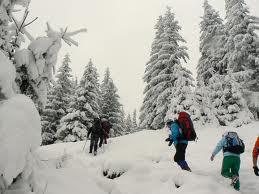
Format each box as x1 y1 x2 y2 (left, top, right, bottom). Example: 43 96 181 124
37 122 259 194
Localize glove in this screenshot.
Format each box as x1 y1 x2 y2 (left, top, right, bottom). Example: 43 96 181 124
168 141 173 146
253 166 259 176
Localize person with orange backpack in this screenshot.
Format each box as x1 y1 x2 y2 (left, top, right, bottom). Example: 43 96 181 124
165 111 197 172
253 136 259 176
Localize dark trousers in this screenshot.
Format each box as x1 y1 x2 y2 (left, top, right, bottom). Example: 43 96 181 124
174 143 190 171
174 143 187 162
99 136 103 147
89 136 99 153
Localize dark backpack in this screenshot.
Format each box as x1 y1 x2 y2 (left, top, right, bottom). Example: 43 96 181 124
92 119 103 136
178 111 197 141
223 132 245 154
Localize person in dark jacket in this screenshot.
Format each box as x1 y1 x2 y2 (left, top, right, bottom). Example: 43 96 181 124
87 118 103 156
99 118 112 147
165 119 191 171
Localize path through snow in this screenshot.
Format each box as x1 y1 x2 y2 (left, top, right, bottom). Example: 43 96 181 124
36 122 259 194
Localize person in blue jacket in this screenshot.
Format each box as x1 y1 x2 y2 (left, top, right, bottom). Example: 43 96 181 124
210 132 242 191
165 119 191 172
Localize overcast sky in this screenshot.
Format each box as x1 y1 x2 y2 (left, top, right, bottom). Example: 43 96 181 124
26 0 259 116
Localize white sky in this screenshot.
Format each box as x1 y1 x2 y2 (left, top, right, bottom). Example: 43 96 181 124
26 0 259 116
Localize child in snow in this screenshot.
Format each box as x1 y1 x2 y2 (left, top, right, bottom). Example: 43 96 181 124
253 136 259 176
165 119 191 171
210 131 245 191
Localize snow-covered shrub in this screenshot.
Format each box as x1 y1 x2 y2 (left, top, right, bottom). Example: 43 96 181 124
0 50 42 193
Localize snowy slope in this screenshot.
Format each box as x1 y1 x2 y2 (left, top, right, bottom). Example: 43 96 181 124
36 122 259 194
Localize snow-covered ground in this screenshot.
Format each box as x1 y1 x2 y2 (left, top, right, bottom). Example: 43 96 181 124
36 122 259 194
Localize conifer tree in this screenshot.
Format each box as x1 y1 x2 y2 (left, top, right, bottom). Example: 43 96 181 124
165 65 196 121
139 16 164 129
56 59 101 142
197 0 224 86
41 54 74 144
140 7 193 129
101 68 124 137
125 113 133 134
208 73 253 127
132 109 138 131
224 0 259 91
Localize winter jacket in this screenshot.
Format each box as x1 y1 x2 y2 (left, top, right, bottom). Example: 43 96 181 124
101 120 112 138
169 121 188 145
87 119 104 138
253 137 259 159
212 136 240 158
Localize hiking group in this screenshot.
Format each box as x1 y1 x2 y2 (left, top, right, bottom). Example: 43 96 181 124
86 117 112 156
165 111 259 191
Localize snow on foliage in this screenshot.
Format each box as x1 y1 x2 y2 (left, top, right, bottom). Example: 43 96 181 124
224 0 259 91
0 51 16 99
41 54 74 145
197 0 224 86
56 59 101 142
0 50 41 192
101 68 124 137
140 7 194 129
14 24 85 111
208 73 253 127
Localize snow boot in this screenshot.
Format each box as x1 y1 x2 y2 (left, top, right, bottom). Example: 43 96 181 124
94 151 97 156
230 175 239 189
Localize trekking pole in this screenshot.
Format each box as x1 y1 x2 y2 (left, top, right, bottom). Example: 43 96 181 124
82 138 88 152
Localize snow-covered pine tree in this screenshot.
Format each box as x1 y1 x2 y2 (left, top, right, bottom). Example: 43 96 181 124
208 73 253 127
165 65 196 121
0 2 16 59
139 16 164 129
125 113 133 134
197 0 224 86
224 0 259 91
141 7 191 129
41 54 74 144
193 82 218 125
41 88 57 145
132 109 138 131
56 59 101 142
223 0 259 119
101 68 124 137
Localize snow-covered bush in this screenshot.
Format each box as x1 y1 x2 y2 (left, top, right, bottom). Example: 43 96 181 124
0 50 42 193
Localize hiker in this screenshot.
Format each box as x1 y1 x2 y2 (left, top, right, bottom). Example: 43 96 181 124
165 118 191 172
99 118 112 147
253 136 259 176
87 118 103 156
210 131 245 191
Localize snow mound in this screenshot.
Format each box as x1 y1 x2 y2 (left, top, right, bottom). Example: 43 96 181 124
0 94 42 186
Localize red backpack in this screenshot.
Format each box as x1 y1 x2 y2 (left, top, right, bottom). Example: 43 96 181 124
178 112 197 141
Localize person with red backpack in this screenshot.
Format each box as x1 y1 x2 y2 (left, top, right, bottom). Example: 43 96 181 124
210 131 245 191
253 136 259 176
99 118 112 147
165 112 196 172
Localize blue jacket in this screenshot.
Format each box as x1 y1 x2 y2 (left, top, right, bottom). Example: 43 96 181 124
212 136 240 158
169 122 188 145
